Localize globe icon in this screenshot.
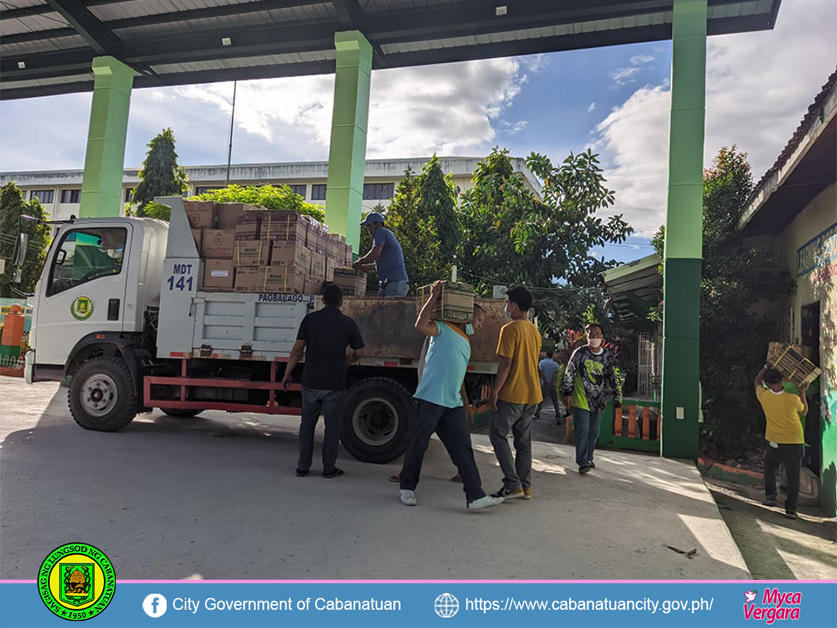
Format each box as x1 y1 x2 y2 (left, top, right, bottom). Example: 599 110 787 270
434 593 459 618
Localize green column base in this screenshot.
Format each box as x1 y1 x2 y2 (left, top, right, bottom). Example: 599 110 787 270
661 257 701 460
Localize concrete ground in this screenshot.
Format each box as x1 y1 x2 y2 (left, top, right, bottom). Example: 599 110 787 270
1 380 750 580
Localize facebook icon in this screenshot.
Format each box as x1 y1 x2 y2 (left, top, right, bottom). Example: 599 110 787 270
143 593 168 618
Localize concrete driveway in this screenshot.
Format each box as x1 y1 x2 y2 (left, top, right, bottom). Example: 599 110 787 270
0 380 749 580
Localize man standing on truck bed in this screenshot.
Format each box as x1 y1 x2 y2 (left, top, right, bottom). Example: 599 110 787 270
282 284 364 478
352 211 409 297
489 285 542 501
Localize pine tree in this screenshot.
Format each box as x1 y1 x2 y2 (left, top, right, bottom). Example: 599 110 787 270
131 128 188 216
0 182 50 296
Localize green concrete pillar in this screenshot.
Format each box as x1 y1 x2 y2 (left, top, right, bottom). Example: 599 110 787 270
661 0 706 460
80 56 134 218
325 31 372 252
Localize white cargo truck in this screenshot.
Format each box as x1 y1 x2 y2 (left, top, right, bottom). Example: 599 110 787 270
23 197 504 463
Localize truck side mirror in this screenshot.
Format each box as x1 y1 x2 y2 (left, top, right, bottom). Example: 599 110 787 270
13 233 28 267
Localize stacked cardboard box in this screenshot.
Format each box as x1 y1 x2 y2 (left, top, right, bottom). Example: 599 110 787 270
184 200 353 294
416 281 475 322
331 268 367 296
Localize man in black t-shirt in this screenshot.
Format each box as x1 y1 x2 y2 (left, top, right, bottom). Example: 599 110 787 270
281 285 364 478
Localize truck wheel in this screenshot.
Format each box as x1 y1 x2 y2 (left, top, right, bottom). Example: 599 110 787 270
161 408 203 418
69 357 137 431
340 377 412 464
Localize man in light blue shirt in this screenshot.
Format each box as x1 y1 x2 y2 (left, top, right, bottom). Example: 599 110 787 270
353 212 409 296
398 281 502 510
535 349 561 422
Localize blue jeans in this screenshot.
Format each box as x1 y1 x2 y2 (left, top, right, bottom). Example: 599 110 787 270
489 400 536 491
572 407 602 468
400 400 486 503
298 388 345 474
379 280 409 297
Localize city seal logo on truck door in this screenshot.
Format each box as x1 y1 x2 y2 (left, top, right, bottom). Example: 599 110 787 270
70 296 94 321
38 542 116 621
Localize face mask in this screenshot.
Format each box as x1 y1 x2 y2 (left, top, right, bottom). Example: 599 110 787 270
589 338 603 349
465 323 474 336
504 308 512 319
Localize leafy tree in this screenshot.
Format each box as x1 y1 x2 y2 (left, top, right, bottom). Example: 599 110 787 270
416 155 459 266
652 146 793 453
0 182 49 297
195 184 324 223
130 128 188 216
458 148 632 333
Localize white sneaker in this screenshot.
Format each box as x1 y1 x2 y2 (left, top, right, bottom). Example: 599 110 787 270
467 495 504 510
400 489 417 506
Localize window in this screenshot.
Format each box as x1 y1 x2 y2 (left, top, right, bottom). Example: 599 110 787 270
60 189 81 204
31 189 54 204
363 183 394 200
311 184 327 201
289 184 306 198
48 227 127 297
194 186 222 195
124 188 134 203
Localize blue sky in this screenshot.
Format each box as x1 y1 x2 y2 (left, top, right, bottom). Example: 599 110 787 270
1 0 834 265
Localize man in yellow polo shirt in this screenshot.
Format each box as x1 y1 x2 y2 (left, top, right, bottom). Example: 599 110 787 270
488 286 542 500
754 365 809 520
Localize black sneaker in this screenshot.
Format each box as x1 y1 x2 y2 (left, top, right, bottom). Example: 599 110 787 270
784 510 798 520
587 461 596 469
762 496 777 507
579 466 591 475
295 468 308 477
490 486 525 500
323 468 344 479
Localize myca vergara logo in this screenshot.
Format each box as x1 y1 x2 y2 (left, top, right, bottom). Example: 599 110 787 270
743 588 801 624
38 543 115 621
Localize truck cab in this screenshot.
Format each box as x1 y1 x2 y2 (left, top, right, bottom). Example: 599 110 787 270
26 217 168 383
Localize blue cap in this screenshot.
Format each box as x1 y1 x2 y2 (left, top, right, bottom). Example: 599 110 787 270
360 211 384 226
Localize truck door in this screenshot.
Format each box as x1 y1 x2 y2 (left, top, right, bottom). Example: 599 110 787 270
33 225 132 366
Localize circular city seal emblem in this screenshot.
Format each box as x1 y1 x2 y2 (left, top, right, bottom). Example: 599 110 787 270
70 296 94 321
38 543 115 621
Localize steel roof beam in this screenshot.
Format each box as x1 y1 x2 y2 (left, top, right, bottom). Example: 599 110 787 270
43 0 124 55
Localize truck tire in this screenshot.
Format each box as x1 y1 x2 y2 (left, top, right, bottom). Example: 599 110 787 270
340 377 412 464
69 357 137 431
161 408 203 418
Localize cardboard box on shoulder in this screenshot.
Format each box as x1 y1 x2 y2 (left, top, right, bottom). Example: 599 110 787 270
271 240 310 270
216 202 260 230
767 342 822 388
202 229 236 258
235 211 261 241
203 259 235 290
416 281 474 322
183 200 216 229
234 239 271 267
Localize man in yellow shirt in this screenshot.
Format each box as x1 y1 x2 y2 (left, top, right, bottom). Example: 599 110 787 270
754 365 809 520
488 286 542 500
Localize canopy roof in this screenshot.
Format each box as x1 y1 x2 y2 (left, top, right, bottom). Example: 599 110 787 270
2 0 782 100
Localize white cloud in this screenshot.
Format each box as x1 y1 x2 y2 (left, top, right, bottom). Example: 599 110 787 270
630 54 655 65
587 102 597 112
610 66 642 86
499 120 529 134
592 0 837 237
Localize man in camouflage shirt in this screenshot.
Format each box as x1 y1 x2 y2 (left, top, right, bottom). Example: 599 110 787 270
562 323 622 474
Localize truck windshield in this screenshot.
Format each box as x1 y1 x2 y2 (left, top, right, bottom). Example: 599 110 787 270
47 227 127 296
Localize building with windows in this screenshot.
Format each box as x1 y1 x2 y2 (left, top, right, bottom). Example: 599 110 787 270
0 156 541 223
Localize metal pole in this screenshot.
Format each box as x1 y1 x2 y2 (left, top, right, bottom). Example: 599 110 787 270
225 80 237 186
